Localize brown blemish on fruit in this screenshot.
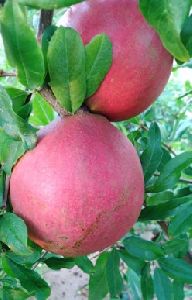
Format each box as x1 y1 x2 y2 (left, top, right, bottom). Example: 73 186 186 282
73 191 129 249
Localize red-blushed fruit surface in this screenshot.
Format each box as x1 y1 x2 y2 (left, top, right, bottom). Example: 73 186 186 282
10 112 144 257
59 0 173 121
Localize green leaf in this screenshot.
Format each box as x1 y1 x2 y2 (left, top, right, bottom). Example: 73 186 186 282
41 25 57 75
159 257 192 283
162 238 188 257
44 257 75 270
141 123 162 183
181 14 192 56
75 256 94 274
172 281 184 300
123 236 163 261
89 252 109 300
127 269 142 300
29 93 55 127
146 191 174 206
5 87 31 120
0 131 26 174
48 27 86 113
154 268 173 300
141 263 154 300
0 86 36 147
140 195 192 221
0 0 45 89
85 34 112 98
6 241 42 267
0 169 5 208
119 249 145 275
0 213 29 255
147 152 192 192
2 287 30 300
2 256 51 300
106 249 123 298
18 0 84 9
139 0 190 62
168 201 192 237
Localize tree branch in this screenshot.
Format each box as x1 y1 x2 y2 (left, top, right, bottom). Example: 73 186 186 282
37 10 54 41
0 70 16 77
40 87 71 118
2 175 10 208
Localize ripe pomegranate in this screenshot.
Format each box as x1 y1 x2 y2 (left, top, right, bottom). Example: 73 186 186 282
60 0 173 121
10 112 144 256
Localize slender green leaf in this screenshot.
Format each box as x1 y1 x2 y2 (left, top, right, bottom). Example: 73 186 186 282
181 14 192 56
85 34 112 98
41 25 57 75
106 249 123 298
44 257 75 270
140 195 192 221
139 0 190 61
0 0 44 89
48 27 86 113
29 93 55 127
89 252 109 300
141 123 162 183
147 152 192 192
2 287 30 300
0 213 29 255
172 281 184 300
119 249 145 275
168 201 192 237
2 256 51 300
162 238 188 257
123 236 163 261
75 256 94 274
127 269 141 300
159 257 192 283
141 263 154 300
147 191 174 206
157 148 172 172
19 0 84 9
154 268 173 300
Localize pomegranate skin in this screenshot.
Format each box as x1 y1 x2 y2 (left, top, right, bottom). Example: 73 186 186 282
10 113 144 257
60 0 173 121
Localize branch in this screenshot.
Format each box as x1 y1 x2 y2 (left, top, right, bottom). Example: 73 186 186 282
2 175 10 208
0 70 16 77
178 89 192 99
37 10 54 41
40 87 71 118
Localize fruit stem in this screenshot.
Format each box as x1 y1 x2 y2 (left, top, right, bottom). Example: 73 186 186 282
40 87 72 118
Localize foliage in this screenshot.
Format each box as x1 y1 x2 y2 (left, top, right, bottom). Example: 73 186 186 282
0 0 192 299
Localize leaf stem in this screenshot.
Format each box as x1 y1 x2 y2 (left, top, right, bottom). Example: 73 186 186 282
39 87 71 118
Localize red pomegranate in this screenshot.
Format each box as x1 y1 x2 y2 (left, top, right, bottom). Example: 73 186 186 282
60 0 173 121
10 112 144 256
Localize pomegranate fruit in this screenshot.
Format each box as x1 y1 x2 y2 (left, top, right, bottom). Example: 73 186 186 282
60 0 173 121
10 112 144 256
